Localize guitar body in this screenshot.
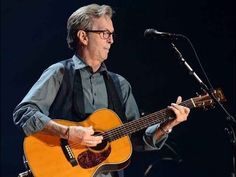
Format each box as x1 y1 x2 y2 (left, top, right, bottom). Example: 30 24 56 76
23 109 132 177
23 89 226 177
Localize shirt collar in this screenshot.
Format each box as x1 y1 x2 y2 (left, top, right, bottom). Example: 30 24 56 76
72 55 108 73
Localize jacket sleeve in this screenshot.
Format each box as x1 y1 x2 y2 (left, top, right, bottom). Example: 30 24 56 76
143 124 168 150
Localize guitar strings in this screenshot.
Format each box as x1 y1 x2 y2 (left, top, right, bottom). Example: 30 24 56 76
100 100 192 141
68 109 168 148
68 99 193 148
67 109 170 148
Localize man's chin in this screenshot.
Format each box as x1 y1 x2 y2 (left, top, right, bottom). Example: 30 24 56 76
101 56 108 62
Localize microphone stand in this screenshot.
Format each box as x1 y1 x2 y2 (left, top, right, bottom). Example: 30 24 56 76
170 42 236 177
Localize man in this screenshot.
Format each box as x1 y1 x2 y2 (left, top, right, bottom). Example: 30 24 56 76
13 4 190 177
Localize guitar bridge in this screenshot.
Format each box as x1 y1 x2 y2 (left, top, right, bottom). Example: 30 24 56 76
60 139 78 167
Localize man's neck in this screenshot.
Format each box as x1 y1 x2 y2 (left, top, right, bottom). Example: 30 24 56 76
84 59 102 73
76 52 102 73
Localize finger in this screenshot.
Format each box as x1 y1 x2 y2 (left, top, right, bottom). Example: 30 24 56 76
86 126 94 135
84 141 97 147
87 143 97 147
176 96 182 104
88 126 93 130
85 137 103 147
84 136 103 144
171 103 184 112
184 107 190 114
91 135 103 142
168 105 181 116
171 103 190 115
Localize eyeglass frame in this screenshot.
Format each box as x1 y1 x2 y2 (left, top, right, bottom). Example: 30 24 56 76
84 29 115 40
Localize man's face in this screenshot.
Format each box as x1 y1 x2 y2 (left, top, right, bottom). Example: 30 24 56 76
85 16 114 63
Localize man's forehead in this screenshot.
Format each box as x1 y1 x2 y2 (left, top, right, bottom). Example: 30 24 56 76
92 16 114 31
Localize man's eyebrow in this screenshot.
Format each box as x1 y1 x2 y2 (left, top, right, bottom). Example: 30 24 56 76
103 28 114 33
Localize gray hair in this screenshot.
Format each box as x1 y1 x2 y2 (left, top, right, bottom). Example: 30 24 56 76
67 4 113 50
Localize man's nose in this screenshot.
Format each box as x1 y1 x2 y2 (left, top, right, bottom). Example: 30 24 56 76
107 35 114 44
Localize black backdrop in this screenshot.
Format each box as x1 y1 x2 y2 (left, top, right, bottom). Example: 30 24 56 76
1 0 235 177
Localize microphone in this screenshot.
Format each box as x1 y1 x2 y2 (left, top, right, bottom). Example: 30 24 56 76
144 28 183 40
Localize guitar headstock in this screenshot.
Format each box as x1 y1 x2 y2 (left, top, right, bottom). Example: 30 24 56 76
192 88 226 109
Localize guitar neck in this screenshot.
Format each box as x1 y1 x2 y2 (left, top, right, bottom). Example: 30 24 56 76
103 98 195 142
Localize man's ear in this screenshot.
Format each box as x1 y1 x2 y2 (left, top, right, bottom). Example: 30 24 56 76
77 30 88 46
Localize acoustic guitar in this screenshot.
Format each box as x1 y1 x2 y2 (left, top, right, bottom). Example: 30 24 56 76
23 89 225 177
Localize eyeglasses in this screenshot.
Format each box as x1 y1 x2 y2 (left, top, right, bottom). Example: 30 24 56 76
84 29 114 40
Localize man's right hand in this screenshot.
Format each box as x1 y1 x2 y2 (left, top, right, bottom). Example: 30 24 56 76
43 120 103 147
68 126 103 147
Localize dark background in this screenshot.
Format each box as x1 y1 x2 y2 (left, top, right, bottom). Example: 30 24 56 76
1 0 235 177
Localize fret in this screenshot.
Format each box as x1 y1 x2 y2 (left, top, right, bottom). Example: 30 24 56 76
104 99 194 141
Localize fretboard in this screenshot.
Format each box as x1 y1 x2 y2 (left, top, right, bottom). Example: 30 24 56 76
103 98 195 142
